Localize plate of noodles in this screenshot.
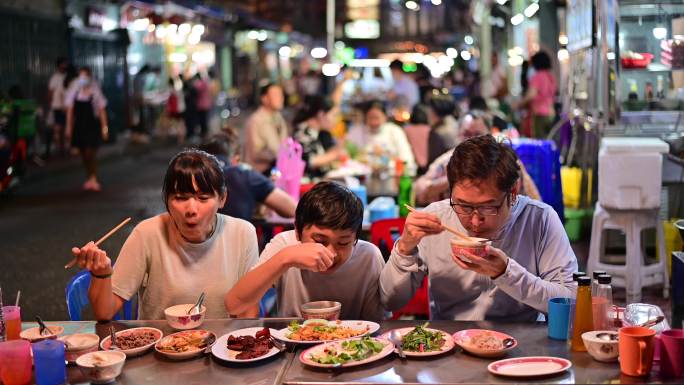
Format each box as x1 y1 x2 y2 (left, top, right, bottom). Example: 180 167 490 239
272 319 379 345
452 329 517 358
154 330 216 360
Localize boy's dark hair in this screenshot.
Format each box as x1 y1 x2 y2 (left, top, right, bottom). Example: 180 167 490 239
293 95 333 125
390 59 404 71
295 181 364 241
446 135 520 193
360 99 386 115
162 149 226 208
428 94 457 118
531 51 552 71
468 96 488 112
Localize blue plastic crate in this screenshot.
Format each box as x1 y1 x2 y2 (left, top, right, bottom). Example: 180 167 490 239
513 139 565 222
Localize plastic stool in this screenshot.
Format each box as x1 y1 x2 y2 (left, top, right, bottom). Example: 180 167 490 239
588 203 669 303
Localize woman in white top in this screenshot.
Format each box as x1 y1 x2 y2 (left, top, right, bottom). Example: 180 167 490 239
70 149 260 320
65 67 109 191
346 100 416 172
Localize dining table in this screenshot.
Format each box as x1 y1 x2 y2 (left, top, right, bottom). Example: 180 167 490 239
18 318 681 385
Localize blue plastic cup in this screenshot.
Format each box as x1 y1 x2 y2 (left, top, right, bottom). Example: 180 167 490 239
32 339 66 385
548 297 574 340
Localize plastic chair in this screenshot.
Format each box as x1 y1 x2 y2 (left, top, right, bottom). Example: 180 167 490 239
369 218 430 319
66 270 135 321
259 287 277 317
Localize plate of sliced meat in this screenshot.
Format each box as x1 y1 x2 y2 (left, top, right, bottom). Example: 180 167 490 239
212 327 281 363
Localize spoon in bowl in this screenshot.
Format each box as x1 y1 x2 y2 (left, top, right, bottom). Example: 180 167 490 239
35 316 53 336
502 338 516 349
388 330 406 359
109 326 120 351
188 292 206 315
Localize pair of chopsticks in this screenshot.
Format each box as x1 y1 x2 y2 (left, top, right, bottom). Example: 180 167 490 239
64 217 132 269
403 204 487 243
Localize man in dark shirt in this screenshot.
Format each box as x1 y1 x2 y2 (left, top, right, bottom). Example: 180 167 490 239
200 132 296 221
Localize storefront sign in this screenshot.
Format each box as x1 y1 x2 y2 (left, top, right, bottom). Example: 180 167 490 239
344 19 380 39
567 0 594 52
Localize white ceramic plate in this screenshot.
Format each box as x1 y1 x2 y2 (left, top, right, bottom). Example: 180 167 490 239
100 327 163 357
272 320 380 344
211 327 281 363
299 337 394 368
379 327 455 357
154 330 216 360
488 356 572 378
452 329 517 358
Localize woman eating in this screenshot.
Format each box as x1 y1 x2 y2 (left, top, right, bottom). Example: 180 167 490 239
70 149 260 320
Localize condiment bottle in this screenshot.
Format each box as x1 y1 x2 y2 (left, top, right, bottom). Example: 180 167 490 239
591 270 606 297
592 274 613 330
571 276 593 351
567 272 586 340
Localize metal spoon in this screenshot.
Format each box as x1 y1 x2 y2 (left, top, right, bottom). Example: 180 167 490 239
502 338 516 349
596 332 619 341
269 336 287 352
203 333 217 354
109 326 120 351
388 330 406 359
35 316 53 336
187 292 206 315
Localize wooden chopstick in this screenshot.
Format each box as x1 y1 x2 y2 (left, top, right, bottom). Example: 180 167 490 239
64 217 132 269
403 204 481 242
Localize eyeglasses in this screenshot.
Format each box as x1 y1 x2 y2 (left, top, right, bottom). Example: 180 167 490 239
450 194 510 217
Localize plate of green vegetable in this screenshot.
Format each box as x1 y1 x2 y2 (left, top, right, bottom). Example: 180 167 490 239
299 336 394 368
380 323 455 357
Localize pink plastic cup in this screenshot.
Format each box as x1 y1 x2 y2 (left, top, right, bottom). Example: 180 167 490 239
0 340 33 385
660 329 684 378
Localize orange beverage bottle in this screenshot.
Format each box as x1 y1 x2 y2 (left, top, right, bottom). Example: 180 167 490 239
571 276 593 351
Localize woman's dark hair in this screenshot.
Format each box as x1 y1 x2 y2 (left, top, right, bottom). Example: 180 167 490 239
295 181 364 241
531 51 552 71
468 96 488 112
446 135 520 193
410 104 429 125
162 149 226 208
64 65 78 88
428 94 457 119
360 100 386 115
293 95 333 126
520 60 530 94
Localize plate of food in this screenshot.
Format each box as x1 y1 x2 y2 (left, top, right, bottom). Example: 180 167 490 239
272 319 379 344
212 327 281 363
452 329 517 358
488 356 572 378
155 329 216 360
100 327 163 357
300 336 394 368
380 323 455 357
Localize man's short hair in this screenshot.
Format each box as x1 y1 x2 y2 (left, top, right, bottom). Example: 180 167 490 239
390 59 404 71
446 135 520 193
295 181 364 241
259 82 280 97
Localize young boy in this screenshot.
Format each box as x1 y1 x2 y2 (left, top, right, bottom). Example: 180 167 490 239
225 181 385 321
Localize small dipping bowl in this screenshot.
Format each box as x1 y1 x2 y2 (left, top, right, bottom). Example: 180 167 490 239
60 333 100 363
20 325 65 342
76 350 126 384
450 238 491 263
582 331 620 362
164 304 206 330
300 301 341 321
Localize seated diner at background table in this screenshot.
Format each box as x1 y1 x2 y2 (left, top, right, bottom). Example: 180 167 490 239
345 100 416 173
71 149 260 320
414 112 540 206
380 135 578 321
199 130 296 221
225 181 386 321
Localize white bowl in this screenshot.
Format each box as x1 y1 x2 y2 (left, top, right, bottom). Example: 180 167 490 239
582 331 619 362
300 301 341 321
60 333 100 363
76 350 126 384
164 304 206 330
20 325 64 342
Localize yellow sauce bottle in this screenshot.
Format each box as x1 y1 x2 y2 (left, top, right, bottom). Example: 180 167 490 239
571 276 594 351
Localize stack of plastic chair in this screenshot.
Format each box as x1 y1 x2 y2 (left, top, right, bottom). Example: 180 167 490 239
369 218 430 319
512 139 565 222
66 269 135 321
588 138 670 303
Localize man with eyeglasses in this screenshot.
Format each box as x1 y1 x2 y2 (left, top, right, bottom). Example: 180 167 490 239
380 135 578 321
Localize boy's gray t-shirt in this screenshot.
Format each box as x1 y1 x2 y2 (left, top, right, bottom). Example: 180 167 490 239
256 230 385 321
111 213 259 320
